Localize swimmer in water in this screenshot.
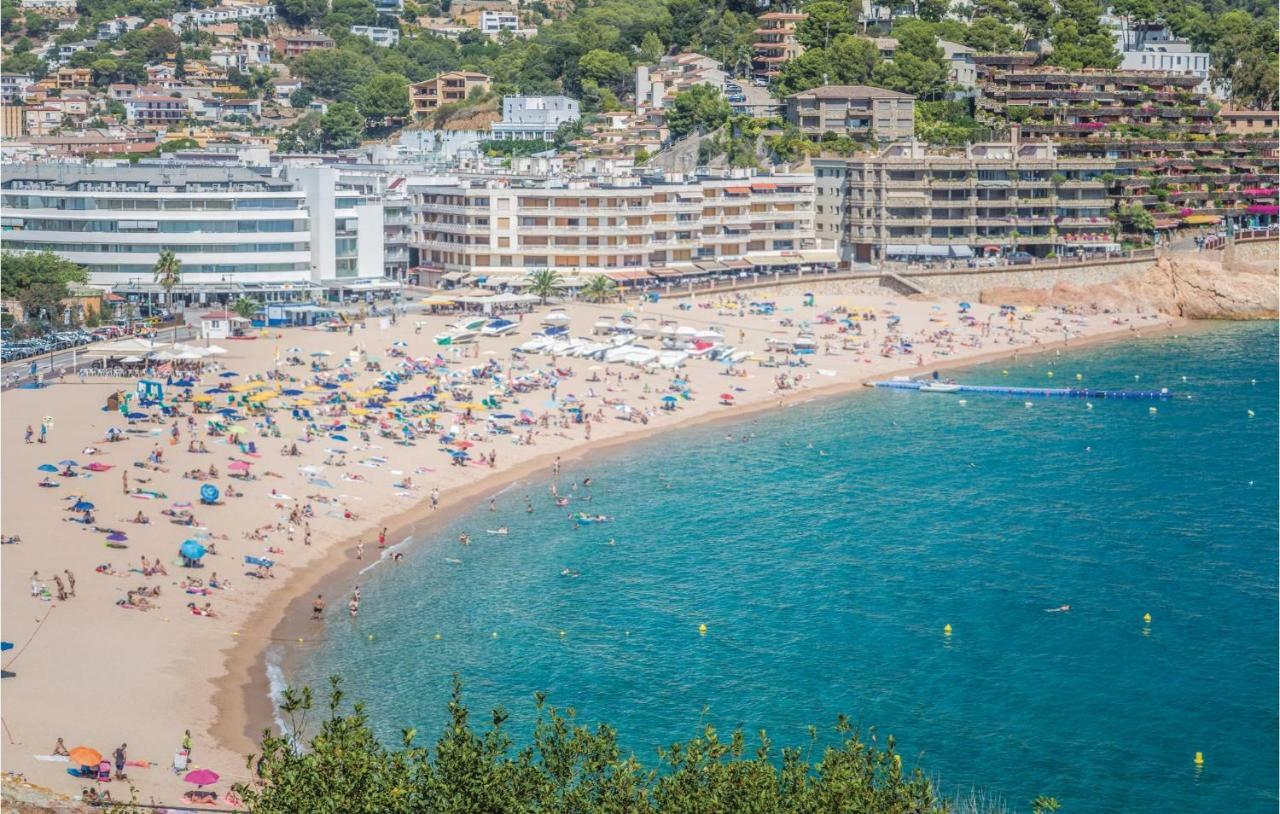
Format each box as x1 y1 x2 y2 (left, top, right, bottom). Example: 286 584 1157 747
1046 605 1071 613
582 477 592 487
459 532 471 546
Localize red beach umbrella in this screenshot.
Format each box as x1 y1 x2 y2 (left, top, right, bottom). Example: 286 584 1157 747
184 768 220 787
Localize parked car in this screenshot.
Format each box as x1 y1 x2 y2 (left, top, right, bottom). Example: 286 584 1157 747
752 77 769 86
1006 251 1035 265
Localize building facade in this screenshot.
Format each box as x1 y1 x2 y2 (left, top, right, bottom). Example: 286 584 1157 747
490 96 580 141
753 12 806 79
814 137 1118 264
349 25 400 47
411 71 491 119
409 172 827 280
0 164 386 301
784 85 915 141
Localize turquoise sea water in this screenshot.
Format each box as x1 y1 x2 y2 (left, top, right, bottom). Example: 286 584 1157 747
292 322 1278 813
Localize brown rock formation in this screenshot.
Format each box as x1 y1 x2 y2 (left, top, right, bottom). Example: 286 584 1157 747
980 253 1279 320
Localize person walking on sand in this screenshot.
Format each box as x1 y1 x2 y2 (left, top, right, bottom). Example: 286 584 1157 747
356 541 364 561
431 488 439 510
312 594 325 620
24 425 33 444
113 744 127 780
64 569 75 598
122 470 129 496
30 571 40 597
378 527 387 549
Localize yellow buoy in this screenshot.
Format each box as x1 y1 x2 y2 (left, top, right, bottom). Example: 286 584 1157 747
1194 752 1204 765
559 630 566 637
1002 370 1009 376
698 623 708 635
1047 371 1054 378
434 632 442 640
943 624 952 636
368 634 374 640
492 631 499 639
1076 373 1083 380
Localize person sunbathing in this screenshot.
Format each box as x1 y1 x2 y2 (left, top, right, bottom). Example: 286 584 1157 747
131 511 150 524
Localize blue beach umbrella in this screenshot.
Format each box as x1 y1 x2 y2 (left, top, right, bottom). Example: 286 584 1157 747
37 464 58 472
200 484 220 503
661 395 678 403
107 532 127 542
331 434 349 442
204 387 227 394
0 642 12 651
449 450 470 459
245 555 274 568
58 459 79 467
125 412 147 419
219 372 238 378
72 500 95 511
321 383 340 389
179 539 206 560
282 389 303 396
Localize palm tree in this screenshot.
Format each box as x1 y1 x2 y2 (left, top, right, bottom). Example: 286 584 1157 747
526 268 562 304
231 297 258 320
153 249 182 316
581 275 618 304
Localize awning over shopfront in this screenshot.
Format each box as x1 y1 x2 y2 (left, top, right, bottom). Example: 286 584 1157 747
886 244 949 257
948 245 974 258
799 250 840 263
602 269 655 282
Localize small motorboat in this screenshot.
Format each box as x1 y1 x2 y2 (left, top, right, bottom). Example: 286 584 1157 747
919 382 961 393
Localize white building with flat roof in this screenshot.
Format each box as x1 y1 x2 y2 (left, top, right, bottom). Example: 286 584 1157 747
490 96 580 141
0 164 389 302
349 25 400 46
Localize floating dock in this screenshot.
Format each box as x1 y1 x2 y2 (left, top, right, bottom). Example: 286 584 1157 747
871 379 1173 400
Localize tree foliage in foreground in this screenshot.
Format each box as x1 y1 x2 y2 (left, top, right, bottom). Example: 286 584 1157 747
233 676 956 814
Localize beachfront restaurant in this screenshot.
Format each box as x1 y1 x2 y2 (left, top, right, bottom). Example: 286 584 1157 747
263 303 338 328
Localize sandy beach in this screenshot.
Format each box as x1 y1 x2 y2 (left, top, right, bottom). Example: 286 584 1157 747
0 286 1175 807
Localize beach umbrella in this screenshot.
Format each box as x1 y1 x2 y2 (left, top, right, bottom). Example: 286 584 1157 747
449 450 470 459
125 412 147 419
192 395 214 403
184 769 220 787
454 440 474 449
107 532 128 542
37 464 58 472
227 425 248 435
287 346 303 353
308 478 335 489
58 459 79 467
219 372 238 378
282 389 303 396
180 540 207 560
0 642 11 651
720 393 735 401
200 485 220 503
661 395 678 403
68 747 101 767
72 500 95 511
228 460 251 471
311 351 332 357
331 434 349 442
245 556 274 568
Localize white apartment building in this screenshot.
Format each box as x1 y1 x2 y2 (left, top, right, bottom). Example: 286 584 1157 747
172 3 276 30
490 96 580 141
479 10 518 34
349 25 400 47
0 164 387 302
409 173 829 281
1103 14 1214 94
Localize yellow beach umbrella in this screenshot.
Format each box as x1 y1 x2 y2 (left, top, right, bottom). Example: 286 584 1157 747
304 385 325 393
366 387 387 396
192 394 213 402
294 398 315 406
349 407 369 416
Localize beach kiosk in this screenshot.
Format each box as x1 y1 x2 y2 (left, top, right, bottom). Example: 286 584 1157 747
200 310 250 340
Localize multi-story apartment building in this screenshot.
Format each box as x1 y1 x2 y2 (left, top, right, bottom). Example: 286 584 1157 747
411 72 491 119
977 69 1216 141
975 65 1278 234
813 136 1118 264
1102 15 1213 95
490 96 580 141
18 0 77 15
409 173 824 281
350 25 400 47
634 53 726 113
124 94 187 126
0 73 33 104
783 85 915 141
271 33 336 59
0 165 387 301
479 9 518 34
753 12 806 79
174 2 275 30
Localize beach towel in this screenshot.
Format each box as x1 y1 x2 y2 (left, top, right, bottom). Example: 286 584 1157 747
34 755 69 762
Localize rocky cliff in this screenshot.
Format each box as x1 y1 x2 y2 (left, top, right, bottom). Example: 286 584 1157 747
980 253 1279 320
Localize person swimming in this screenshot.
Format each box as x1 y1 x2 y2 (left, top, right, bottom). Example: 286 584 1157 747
1046 605 1071 613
